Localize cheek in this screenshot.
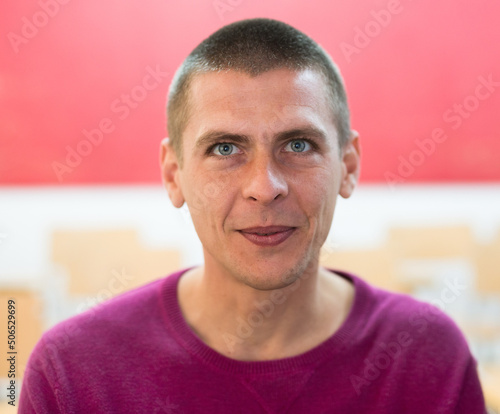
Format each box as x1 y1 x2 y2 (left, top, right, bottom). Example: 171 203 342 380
183 170 234 226
295 164 338 197
295 168 338 223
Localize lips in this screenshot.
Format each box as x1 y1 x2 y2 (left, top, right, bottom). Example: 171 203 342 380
237 226 296 247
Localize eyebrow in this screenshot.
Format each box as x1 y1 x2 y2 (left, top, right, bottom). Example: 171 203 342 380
275 126 327 143
194 126 328 151
195 131 251 151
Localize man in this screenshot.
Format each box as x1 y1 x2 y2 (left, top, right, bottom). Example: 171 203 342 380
20 18 485 413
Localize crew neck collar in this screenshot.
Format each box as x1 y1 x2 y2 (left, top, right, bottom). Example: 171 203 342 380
160 267 372 376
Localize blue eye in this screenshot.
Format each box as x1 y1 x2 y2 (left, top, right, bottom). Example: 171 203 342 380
214 143 235 156
286 139 311 153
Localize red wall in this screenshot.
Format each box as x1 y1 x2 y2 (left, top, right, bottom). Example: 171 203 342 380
1 0 499 185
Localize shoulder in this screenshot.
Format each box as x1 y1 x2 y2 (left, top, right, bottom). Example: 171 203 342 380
32 269 186 357
334 270 485 409
20 269 189 412
335 269 473 359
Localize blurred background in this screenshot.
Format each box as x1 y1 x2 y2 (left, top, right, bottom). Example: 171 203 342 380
1 0 499 411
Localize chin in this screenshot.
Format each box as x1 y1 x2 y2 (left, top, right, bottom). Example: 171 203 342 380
233 259 310 291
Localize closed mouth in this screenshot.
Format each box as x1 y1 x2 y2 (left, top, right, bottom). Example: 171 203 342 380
237 226 296 247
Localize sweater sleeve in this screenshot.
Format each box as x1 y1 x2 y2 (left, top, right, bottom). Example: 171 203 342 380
405 300 487 413
453 357 487 414
18 337 64 414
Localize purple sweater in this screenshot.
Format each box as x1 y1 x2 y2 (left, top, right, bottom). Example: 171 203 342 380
19 269 485 413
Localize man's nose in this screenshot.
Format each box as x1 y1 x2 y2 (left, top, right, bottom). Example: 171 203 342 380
241 155 288 204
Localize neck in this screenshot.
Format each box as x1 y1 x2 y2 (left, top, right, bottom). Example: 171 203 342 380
177 262 353 361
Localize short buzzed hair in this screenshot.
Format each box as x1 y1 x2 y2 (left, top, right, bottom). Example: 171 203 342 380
167 18 351 162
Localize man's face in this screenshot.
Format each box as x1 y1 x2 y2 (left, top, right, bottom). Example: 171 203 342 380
162 68 359 290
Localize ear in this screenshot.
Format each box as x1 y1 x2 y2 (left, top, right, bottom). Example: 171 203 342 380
339 130 361 199
160 138 185 208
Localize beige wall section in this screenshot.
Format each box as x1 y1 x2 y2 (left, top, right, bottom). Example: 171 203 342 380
322 225 500 295
321 248 400 292
387 226 475 259
0 290 43 380
52 229 181 296
475 230 500 294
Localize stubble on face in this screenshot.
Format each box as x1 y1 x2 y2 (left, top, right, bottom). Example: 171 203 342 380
177 68 343 291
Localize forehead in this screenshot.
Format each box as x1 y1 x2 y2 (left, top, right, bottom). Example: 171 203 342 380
184 68 334 144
